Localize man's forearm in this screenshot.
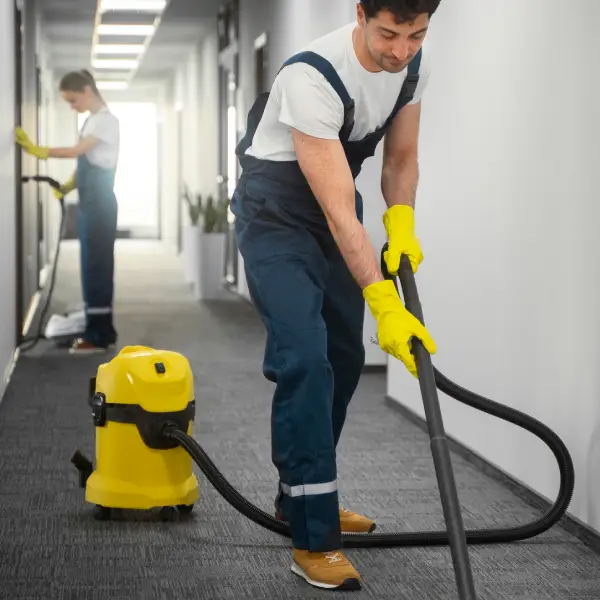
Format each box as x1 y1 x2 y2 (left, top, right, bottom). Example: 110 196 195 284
292 130 383 289
327 209 384 289
381 155 419 209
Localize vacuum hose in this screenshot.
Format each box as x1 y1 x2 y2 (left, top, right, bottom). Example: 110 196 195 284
163 369 575 548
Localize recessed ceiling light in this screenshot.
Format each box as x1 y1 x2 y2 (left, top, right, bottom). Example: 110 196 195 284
96 81 129 90
97 24 155 36
100 0 167 10
92 59 139 69
94 44 145 55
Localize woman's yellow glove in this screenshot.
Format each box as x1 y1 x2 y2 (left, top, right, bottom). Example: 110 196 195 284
383 204 423 275
15 127 49 160
364 279 436 377
52 175 76 200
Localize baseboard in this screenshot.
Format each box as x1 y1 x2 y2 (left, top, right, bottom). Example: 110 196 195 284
21 289 43 338
363 364 386 373
385 395 600 555
0 347 20 409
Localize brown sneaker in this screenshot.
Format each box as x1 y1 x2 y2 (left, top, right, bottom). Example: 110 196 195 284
291 549 361 590
339 506 376 533
69 339 113 355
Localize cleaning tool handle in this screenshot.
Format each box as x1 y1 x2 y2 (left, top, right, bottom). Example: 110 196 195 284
21 175 61 191
381 243 478 600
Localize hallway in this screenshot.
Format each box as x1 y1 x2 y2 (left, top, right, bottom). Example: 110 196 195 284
0 240 597 599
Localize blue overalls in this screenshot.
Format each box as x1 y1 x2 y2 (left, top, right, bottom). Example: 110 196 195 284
76 152 118 347
230 50 421 552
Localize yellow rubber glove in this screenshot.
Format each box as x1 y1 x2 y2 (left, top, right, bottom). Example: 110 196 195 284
52 175 76 201
15 127 49 160
383 204 423 275
364 279 436 377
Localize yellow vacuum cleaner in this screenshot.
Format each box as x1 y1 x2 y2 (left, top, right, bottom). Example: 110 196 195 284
71 250 575 599
72 345 198 521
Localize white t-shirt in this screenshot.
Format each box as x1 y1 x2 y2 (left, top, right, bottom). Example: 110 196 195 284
245 22 431 161
79 106 120 170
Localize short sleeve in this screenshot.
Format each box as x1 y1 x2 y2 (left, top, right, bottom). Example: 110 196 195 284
83 113 119 144
408 41 432 105
275 63 345 139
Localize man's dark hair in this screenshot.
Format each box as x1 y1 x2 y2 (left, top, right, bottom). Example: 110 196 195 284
360 0 442 23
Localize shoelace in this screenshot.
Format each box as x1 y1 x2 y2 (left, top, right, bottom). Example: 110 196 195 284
324 552 343 564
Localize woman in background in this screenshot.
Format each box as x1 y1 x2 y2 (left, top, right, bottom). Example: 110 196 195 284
16 69 120 354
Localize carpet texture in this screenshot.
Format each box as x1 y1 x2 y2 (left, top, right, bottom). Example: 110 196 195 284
0 240 598 599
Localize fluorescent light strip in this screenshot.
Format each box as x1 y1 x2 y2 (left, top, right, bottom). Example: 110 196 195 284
100 0 167 11
94 44 145 55
92 59 139 69
97 24 155 36
96 81 129 90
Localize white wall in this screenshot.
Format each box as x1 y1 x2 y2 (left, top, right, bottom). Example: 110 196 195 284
197 32 219 200
0 0 17 386
236 0 386 365
388 0 600 532
158 79 179 253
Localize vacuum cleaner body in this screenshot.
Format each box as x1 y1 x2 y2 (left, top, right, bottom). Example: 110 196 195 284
83 345 199 518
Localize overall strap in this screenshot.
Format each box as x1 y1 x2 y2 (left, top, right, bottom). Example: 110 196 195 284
382 48 422 130
236 51 357 159
280 51 355 141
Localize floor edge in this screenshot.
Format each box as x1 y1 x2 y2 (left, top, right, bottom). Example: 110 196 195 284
384 394 600 555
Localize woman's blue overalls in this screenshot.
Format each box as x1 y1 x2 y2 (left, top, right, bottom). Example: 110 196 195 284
231 49 421 552
76 144 118 348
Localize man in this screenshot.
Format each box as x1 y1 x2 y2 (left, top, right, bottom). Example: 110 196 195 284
231 0 440 591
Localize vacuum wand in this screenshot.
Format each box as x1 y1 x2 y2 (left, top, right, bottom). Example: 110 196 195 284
380 246 478 600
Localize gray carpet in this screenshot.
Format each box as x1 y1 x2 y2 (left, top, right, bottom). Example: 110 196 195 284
0 239 599 599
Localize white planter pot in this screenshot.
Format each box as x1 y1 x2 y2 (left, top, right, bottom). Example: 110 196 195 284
193 232 227 300
182 224 201 284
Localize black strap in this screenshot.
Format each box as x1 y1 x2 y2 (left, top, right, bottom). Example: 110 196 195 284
236 48 422 157
280 51 353 110
381 49 422 130
280 51 356 141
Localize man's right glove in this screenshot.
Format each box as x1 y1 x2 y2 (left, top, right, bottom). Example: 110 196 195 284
52 175 76 201
364 279 436 377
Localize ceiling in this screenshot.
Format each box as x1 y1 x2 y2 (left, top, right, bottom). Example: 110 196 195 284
41 0 220 90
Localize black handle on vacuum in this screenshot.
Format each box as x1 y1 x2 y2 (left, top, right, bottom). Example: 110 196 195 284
381 244 478 600
21 174 62 191
21 175 65 210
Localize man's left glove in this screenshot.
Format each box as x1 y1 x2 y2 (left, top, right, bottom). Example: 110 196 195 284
15 127 49 160
382 204 423 275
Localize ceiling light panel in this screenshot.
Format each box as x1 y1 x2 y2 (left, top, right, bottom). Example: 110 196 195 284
100 0 167 11
100 11 160 26
97 24 155 36
92 59 139 70
94 44 145 55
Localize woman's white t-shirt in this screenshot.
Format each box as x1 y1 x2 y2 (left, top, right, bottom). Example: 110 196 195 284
245 22 431 162
80 106 120 170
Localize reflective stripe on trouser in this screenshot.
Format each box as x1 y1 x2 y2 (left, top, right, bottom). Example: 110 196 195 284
77 155 118 347
232 180 365 551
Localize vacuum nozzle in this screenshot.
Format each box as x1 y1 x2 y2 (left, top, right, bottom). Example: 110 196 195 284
71 450 94 488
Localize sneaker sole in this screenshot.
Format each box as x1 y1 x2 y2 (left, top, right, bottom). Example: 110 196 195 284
291 563 361 591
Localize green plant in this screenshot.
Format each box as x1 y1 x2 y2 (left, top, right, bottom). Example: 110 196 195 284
182 183 229 232
202 193 229 233
182 185 203 226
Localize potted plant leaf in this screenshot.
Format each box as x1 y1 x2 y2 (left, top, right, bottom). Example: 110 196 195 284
193 192 231 300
